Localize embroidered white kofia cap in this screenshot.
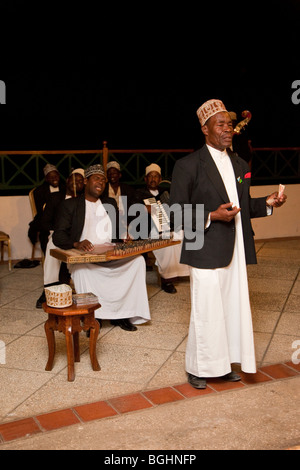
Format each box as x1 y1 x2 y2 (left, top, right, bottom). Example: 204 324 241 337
196 99 227 127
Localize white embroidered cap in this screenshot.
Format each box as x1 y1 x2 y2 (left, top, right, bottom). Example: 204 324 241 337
145 163 161 176
107 161 121 171
196 99 227 127
71 168 85 178
84 164 105 178
43 164 58 176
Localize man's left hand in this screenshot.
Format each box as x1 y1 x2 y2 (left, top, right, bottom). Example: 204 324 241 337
267 191 287 208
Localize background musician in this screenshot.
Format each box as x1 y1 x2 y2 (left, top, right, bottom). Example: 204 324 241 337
35 169 85 308
53 164 151 332
228 111 253 168
28 164 65 255
134 164 190 294
103 160 136 239
103 161 136 213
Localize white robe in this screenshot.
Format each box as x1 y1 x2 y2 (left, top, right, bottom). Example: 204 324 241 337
68 199 151 324
185 146 256 377
44 232 60 285
153 231 190 279
44 195 72 286
147 189 190 280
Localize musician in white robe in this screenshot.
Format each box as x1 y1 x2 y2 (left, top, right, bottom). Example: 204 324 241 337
53 164 151 332
135 164 190 294
170 99 287 389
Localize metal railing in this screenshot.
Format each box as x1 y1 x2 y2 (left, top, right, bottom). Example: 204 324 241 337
0 143 299 194
251 147 300 184
0 142 193 194
0 149 104 193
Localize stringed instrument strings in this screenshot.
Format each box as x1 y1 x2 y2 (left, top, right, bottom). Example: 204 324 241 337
50 237 181 264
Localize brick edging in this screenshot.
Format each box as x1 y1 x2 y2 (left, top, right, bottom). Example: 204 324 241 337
0 361 299 444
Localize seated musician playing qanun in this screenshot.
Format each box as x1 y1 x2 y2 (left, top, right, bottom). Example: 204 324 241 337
53 164 151 332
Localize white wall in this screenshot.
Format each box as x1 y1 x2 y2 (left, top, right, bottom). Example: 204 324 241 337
250 184 300 240
0 184 299 261
0 195 42 261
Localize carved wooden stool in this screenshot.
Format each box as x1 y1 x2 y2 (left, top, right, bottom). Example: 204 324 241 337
42 302 101 382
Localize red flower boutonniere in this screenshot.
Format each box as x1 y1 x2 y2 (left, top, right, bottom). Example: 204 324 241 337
244 172 251 179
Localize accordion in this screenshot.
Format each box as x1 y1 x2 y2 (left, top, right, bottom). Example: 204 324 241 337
143 191 170 234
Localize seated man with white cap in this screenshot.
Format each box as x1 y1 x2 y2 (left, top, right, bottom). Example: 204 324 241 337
28 163 65 254
35 168 85 308
33 163 63 214
134 163 190 294
53 164 151 331
103 161 136 213
104 161 137 238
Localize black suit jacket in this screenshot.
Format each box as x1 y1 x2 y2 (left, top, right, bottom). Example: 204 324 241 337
53 194 120 250
169 145 268 269
134 186 166 203
28 182 65 252
33 181 65 215
134 187 171 236
40 191 66 232
103 182 136 207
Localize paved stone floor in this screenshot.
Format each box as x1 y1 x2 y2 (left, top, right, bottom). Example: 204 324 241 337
0 238 299 450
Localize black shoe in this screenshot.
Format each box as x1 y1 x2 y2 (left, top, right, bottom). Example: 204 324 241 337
110 318 137 331
161 282 177 294
36 291 46 309
187 373 207 389
221 371 241 382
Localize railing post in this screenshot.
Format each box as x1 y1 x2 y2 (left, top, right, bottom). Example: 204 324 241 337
102 141 108 172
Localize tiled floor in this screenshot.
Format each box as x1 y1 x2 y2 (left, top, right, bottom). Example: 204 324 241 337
0 361 299 443
0 238 299 449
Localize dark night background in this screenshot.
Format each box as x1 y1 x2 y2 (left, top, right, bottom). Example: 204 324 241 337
0 1 300 152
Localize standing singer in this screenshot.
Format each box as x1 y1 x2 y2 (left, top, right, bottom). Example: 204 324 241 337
170 99 287 389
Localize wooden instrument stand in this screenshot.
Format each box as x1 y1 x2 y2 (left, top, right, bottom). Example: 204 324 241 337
42 302 101 382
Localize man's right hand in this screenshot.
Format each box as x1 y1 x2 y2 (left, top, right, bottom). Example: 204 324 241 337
210 203 241 223
73 239 95 251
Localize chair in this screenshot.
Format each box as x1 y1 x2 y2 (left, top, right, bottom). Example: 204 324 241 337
0 232 12 271
29 188 45 264
28 188 37 218
28 188 38 260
